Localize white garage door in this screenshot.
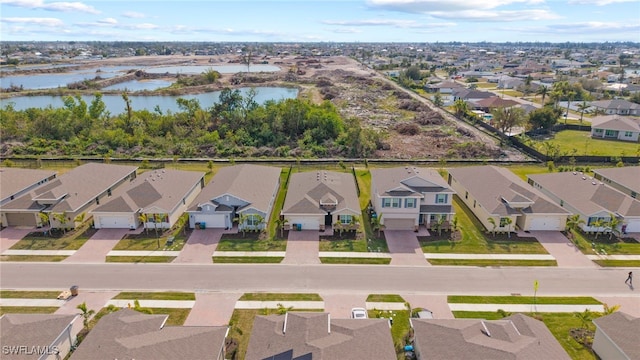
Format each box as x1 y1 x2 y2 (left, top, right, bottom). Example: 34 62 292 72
624 219 640 233
383 218 415 231
98 215 131 229
193 214 226 228
288 217 320 231
528 216 563 231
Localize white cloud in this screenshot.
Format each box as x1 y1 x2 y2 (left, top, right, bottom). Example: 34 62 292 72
0 0 100 14
366 0 547 13
0 16 64 27
568 0 638 5
323 19 456 28
331 28 362 34
97 18 117 25
430 9 561 21
132 23 158 30
122 11 146 19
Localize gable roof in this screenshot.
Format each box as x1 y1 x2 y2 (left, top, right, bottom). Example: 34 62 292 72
427 80 464 89
245 312 396 360
448 166 569 216
453 88 494 100
473 96 520 109
0 167 57 203
2 163 137 213
412 313 571 360
593 167 640 194
70 309 227 360
187 164 281 213
282 171 360 215
1 314 79 359
593 312 640 360
591 115 640 132
590 99 640 111
92 169 204 214
371 167 454 197
528 172 640 217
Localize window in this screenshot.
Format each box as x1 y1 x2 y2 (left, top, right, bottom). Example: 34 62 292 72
594 129 603 134
465 191 468 199
632 192 637 199
405 198 416 208
473 200 476 208
499 217 509 227
339 214 352 224
560 200 564 207
391 198 402 208
587 216 608 227
95 197 100 205
605 130 617 137
624 131 633 137
435 194 448 204
107 189 112 197
382 198 391 208
246 214 260 226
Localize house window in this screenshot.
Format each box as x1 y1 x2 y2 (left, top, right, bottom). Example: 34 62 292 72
632 191 637 199
405 198 416 208
473 200 476 208
624 131 633 137
605 130 617 137
95 197 100 205
246 214 260 226
465 191 468 199
435 194 448 204
382 198 391 208
594 129 603 134
338 214 352 224
391 198 401 208
587 216 608 226
499 217 509 227
107 189 112 197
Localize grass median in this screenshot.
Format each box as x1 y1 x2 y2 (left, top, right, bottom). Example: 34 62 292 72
0 255 67 262
320 257 390 264
367 294 405 303
113 291 195 301
105 256 176 263
0 290 62 298
0 306 59 315
593 260 640 267
212 256 283 263
428 259 557 266
239 293 323 301
448 295 601 305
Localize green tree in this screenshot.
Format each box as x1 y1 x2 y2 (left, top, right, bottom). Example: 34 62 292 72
276 303 293 315
138 213 149 234
492 106 525 135
275 217 289 238
565 214 585 235
576 101 590 124
453 99 469 117
404 65 422 81
77 302 95 328
132 299 153 314
53 211 69 233
74 212 86 226
592 218 606 239
607 213 621 240
528 106 560 131
503 217 513 238
487 217 497 237
371 214 383 237
536 85 549 105
38 212 50 229
432 93 443 107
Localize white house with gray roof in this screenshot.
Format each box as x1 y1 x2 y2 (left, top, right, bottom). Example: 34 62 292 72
1 313 80 360
186 164 281 230
91 169 204 230
591 115 640 142
0 168 57 207
592 312 640 360
593 167 640 199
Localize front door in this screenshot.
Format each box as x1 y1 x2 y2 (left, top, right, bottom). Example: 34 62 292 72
325 213 332 226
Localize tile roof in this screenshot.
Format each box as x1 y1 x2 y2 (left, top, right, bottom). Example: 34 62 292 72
245 312 396 360
371 167 453 198
1 314 79 360
412 314 571 360
0 167 57 202
593 312 640 360
70 309 227 360
593 167 640 194
283 171 360 215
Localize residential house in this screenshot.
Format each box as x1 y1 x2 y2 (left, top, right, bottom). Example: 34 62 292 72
70 309 228 360
245 312 396 360
411 314 571 360
590 115 640 142
0 163 137 229
452 88 494 103
370 167 455 231
497 77 524 89
1 314 80 360
471 96 520 113
592 312 640 360
0 168 56 207
282 171 360 231
528 172 640 234
424 80 464 94
186 164 281 230
589 99 640 116
593 167 640 199
447 166 569 232
91 169 205 230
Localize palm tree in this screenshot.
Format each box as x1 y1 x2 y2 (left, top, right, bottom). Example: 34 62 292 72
450 216 459 240
592 218 606 239
576 101 590 124
607 213 621 240
503 218 513 238
77 302 95 328
275 217 288 238
53 211 68 234
487 217 497 237
152 213 163 237
349 215 360 231
138 213 149 234
574 309 594 331
433 216 446 236
38 212 50 230
253 214 265 233
371 214 383 237
564 90 576 125
601 303 620 316
132 299 153 314
236 213 249 237
276 303 293 315
536 85 549 105
565 214 585 235
74 212 86 227
453 98 469 118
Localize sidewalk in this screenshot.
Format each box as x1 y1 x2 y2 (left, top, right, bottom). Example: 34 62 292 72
2 250 76 256
449 303 605 313
107 250 181 257
424 253 555 260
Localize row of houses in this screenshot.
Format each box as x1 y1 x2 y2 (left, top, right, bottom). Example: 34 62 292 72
3 308 637 360
1 164 639 235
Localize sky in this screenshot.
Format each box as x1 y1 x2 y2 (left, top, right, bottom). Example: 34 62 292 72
1 0 639 43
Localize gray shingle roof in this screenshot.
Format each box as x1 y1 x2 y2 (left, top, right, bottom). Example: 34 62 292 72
593 312 640 360
283 171 360 215
0 167 57 203
371 167 454 199
591 115 640 132
1 314 79 360
593 167 640 194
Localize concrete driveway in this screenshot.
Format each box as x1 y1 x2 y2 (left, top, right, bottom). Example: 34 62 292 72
384 230 429 266
64 228 130 263
283 230 320 264
402 294 453 319
321 293 367 319
527 231 596 268
0 227 34 253
174 229 223 264
184 292 241 326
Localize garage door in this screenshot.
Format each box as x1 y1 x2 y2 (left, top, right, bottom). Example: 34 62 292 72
528 216 563 231
383 218 415 231
288 217 320 231
98 215 132 229
624 219 640 233
6 212 37 227
193 214 226 228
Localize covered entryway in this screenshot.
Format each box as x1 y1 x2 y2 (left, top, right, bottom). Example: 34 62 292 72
192 214 227 229
5 212 37 227
527 216 564 231
97 215 132 229
383 218 415 231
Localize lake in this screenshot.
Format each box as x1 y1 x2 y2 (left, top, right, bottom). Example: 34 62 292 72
0 66 136 90
0 87 298 114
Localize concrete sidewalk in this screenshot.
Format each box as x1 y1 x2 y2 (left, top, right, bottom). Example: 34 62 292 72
107 250 181 257
2 250 76 256
424 253 555 260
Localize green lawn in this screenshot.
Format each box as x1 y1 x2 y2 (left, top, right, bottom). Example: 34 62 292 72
0 290 61 298
267 168 291 240
319 257 390 264
10 226 96 250
594 260 640 267
148 308 191 326
238 293 323 301
369 309 411 359
419 196 549 254
428 259 557 267
503 164 553 181
367 294 405 303
216 235 286 251
448 296 601 305
212 256 283 263
319 236 365 251
113 291 195 301
105 256 176 263
0 306 59 315
112 231 187 251
0 255 67 262
355 168 389 253
569 229 640 255
538 130 640 157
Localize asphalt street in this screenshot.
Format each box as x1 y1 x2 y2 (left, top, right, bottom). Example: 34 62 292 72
0 263 636 297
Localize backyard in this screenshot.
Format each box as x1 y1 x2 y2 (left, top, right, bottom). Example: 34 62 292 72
536 130 640 157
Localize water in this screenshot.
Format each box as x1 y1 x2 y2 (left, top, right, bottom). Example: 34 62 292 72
0 66 136 90
0 87 298 114
144 64 280 74
102 79 174 91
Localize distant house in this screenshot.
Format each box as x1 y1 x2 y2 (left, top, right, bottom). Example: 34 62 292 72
528 172 640 234
593 167 640 199
592 312 640 360
471 96 520 113
425 80 464 94
0 168 57 206
590 115 640 142
447 166 569 232
452 88 494 103
245 312 396 360
1 314 80 360
411 314 571 360
0 163 138 229
91 169 205 230
370 167 455 231
186 164 281 230
589 99 640 116
70 309 228 360
497 77 524 89
282 171 360 231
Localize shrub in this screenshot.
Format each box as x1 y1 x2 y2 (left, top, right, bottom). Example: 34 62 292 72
395 123 420 136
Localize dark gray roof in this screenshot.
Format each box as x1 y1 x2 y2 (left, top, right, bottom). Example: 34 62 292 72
0 167 57 202
283 171 360 216
371 167 454 198
593 312 640 360
245 312 396 360
70 309 227 360
593 167 640 194
1 314 79 360
591 115 640 132
420 205 454 214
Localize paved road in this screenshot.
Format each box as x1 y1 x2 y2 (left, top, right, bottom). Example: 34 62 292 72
1 263 637 297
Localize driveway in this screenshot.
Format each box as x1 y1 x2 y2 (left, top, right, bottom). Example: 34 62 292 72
184 292 241 326
321 293 367 319
0 227 34 253
283 230 320 264
174 229 223 264
527 231 596 268
55 290 119 317
384 230 429 266
402 294 453 319
64 228 130 263
595 296 640 317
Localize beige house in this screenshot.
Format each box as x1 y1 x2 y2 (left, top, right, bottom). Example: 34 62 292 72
91 169 205 230
370 167 455 231
591 115 640 142
0 168 57 207
1 163 138 229
447 166 569 232
1 314 80 360
592 312 640 360
593 167 640 199
282 171 360 231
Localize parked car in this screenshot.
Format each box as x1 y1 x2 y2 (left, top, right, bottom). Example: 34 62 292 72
351 307 368 319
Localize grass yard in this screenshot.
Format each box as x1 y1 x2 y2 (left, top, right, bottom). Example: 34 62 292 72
0 290 61 298
569 229 640 255
419 196 548 254
593 260 640 267
113 291 195 301
105 256 175 263
502 164 553 181
319 257 391 264
239 293 323 301
368 309 411 359
10 226 96 251
113 229 188 251
0 255 67 262
448 295 601 305
367 294 405 303
428 259 557 266
0 306 59 315
212 256 283 263
538 130 640 157
217 232 286 251
148 307 191 326
355 169 389 253
267 167 291 240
